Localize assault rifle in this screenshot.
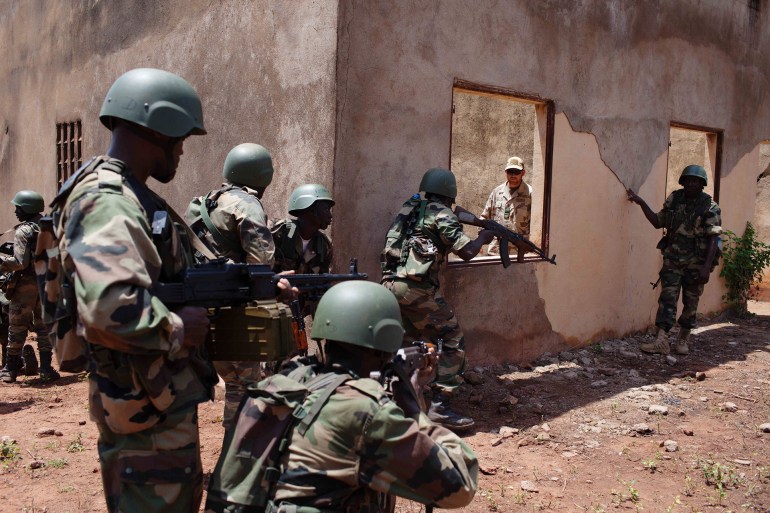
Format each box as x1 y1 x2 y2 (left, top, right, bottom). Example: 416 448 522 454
153 258 368 308
454 205 556 267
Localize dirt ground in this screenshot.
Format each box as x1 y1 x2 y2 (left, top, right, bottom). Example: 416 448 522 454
1 302 769 513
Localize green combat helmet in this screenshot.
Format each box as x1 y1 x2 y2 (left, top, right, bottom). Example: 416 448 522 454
679 165 708 186
419 168 457 200
288 184 335 215
222 143 274 189
11 190 44 214
99 68 206 137
312 281 405 353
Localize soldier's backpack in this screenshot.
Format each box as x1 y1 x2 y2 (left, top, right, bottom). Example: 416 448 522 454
34 157 126 373
380 194 442 282
205 369 351 513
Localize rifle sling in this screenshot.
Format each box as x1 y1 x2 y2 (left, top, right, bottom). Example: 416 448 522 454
165 202 218 261
197 192 243 256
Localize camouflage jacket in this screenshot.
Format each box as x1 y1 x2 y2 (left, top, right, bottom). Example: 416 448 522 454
381 197 472 288
480 181 532 254
186 182 275 264
271 365 478 512
0 217 40 274
656 190 722 264
271 218 333 274
58 157 215 434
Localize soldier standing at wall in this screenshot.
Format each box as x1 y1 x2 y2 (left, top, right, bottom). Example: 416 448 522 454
206 280 479 513
54 68 219 513
480 156 532 255
627 165 722 355
0 190 57 383
186 143 278 431
381 168 494 431
271 184 334 275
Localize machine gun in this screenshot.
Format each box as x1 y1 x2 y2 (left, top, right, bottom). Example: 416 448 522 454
454 205 556 267
153 259 368 362
153 258 368 308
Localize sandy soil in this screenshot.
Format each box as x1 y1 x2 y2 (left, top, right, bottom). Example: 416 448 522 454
1 302 768 513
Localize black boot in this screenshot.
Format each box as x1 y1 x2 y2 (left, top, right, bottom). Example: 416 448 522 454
38 351 60 383
22 345 39 376
0 354 22 384
427 391 475 431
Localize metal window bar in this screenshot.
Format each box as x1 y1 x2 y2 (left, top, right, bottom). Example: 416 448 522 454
56 121 82 187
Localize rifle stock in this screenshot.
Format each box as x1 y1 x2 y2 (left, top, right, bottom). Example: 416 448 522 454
454 205 556 267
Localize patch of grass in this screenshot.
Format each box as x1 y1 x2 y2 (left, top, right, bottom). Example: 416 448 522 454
46 458 68 469
58 484 75 493
66 433 84 453
45 440 60 451
700 459 743 505
642 451 662 473
612 479 641 504
0 437 21 468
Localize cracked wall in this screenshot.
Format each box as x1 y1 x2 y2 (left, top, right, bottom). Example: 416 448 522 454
334 0 770 363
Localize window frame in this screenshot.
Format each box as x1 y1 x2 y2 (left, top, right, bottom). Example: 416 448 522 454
56 120 83 189
448 79 555 268
668 121 723 204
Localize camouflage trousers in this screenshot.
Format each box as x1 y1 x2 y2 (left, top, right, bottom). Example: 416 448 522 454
655 259 706 332
96 406 203 513
382 279 465 391
214 360 266 430
6 276 51 356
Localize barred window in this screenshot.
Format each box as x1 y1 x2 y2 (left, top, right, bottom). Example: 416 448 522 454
666 123 722 202
56 120 82 188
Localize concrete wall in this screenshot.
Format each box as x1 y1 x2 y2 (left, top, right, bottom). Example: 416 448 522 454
334 0 770 364
0 0 338 229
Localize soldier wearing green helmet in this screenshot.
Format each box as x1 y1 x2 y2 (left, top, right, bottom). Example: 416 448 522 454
627 164 722 356
381 168 494 431
186 142 284 431
206 280 478 512
52 68 218 513
272 183 334 275
0 189 57 384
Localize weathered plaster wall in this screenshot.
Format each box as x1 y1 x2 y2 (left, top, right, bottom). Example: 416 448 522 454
334 0 770 363
757 143 770 300
0 0 337 230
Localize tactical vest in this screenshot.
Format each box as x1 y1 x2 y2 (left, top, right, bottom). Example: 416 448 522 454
188 184 248 262
380 195 442 284
271 219 331 274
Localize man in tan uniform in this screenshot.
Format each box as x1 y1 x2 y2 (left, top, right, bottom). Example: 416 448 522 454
480 156 532 255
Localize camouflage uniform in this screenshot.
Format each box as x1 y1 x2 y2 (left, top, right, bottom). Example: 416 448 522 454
207 364 479 513
480 181 532 255
187 182 275 429
58 158 216 513
381 197 472 391
0 218 53 360
655 190 722 331
271 218 333 274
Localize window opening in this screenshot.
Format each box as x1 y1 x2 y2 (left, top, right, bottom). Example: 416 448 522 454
56 120 82 188
448 81 553 265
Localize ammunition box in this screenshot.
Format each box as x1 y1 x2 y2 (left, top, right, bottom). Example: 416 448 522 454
206 300 293 361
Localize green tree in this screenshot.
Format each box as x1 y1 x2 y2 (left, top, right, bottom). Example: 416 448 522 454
719 222 770 316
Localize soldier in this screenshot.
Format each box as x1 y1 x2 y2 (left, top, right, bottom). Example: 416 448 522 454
205 280 479 513
381 168 494 430
54 68 219 513
480 156 532 255
0 190 58 383
271 184 334 275
627 165 722 355
186 143 277 431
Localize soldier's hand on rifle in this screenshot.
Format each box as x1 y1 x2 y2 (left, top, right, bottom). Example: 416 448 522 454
478 229 496 245
176 306 211 348
276 270 300 303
